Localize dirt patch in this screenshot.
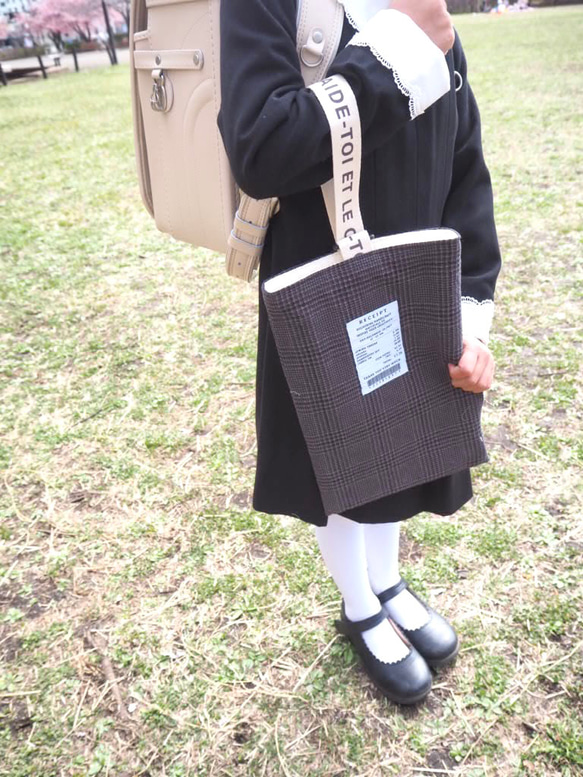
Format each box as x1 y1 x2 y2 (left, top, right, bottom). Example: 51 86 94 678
0 631 23 662
247 541 270 561
232 720 253 745
426 748 457 770
545 498 569 517
399 532 424 563
0 574 67 619
230 490 251 509
485 423 519 452
0 702 31 739
67 487 108 512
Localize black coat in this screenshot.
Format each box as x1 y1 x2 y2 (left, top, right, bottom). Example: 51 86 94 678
218 1 502 527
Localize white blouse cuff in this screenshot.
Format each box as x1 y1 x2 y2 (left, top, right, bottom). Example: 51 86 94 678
461 297 495 344
347 9 451 120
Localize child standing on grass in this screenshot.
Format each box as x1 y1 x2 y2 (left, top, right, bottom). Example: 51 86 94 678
219 0 501 704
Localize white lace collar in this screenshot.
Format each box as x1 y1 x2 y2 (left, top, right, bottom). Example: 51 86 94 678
338 0 391 30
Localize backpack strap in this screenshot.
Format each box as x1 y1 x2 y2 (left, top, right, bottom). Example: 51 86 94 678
297 0 345 87
225 0 344 282
226 195 280 283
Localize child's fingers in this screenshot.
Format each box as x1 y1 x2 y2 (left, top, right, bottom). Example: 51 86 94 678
448 346 479 381
451 352 494 392
448 336 495 393
476 356 495 392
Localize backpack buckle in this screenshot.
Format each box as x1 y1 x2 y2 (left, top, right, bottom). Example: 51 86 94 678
300 28 325 68
150 69 172 113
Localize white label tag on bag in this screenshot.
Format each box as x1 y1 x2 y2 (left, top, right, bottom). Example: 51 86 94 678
346 300 409 396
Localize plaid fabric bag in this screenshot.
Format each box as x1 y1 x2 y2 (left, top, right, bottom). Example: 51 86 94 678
262 75 488 517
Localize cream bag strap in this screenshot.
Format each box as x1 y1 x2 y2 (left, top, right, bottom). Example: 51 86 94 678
309 75 372 260
225 0 345 282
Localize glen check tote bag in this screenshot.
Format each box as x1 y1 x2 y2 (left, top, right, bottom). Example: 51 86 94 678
262 75 488 517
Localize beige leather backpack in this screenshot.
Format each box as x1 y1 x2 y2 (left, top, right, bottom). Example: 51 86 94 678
130 0 344 282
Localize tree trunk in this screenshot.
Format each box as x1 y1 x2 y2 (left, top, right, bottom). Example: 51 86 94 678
102 0 118 65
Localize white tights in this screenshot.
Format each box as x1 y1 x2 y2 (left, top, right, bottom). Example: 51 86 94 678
315 513 428 663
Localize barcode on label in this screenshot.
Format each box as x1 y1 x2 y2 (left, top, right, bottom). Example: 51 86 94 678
367 362 401 388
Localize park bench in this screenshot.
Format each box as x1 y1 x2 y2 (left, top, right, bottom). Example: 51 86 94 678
0 55 63 86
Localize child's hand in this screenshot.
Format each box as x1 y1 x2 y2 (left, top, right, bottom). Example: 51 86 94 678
389 0 455 54
448 336 495 393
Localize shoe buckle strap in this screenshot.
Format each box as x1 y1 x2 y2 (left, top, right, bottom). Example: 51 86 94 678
377 578 408 604
335 607 387 636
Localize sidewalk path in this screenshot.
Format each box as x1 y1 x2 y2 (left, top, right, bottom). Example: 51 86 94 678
1 48 130 78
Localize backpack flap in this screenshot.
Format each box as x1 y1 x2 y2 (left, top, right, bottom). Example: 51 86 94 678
130 0 238 254
129 0 344 273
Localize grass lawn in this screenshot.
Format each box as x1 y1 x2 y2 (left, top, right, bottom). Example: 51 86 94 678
1 5 582 776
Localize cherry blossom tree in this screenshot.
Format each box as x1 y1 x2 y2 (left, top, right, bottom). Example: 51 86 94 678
106 0 129 30
15 0 124 53
15 2 73 50
16 0 108 49
62 0 103 41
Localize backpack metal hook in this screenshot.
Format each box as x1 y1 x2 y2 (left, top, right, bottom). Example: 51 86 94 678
150 68 173 113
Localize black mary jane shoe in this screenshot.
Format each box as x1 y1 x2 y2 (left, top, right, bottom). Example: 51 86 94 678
377 579 460 669
334 603 432 705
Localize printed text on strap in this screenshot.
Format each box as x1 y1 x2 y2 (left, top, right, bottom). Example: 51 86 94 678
308 75 372 260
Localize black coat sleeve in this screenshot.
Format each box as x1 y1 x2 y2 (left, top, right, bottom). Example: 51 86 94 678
442 34 502 306
218 0 415 200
